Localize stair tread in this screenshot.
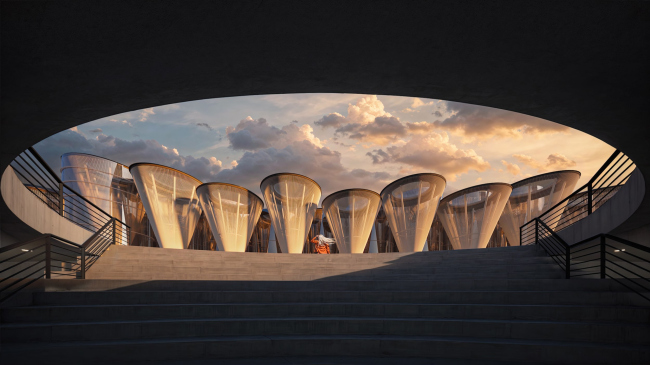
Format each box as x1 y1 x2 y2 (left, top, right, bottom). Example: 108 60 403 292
5 316 649 328
3 333 648 350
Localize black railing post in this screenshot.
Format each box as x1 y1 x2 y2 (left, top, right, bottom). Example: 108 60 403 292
587 183 594 215
535 219 539 245
565 244 571 279
600 235 606 279
112 219 117 245
80 247 86 279
58 182 64 216
519 225 523 246
45 236 51 279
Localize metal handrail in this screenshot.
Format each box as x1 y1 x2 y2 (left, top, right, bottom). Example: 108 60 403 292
9 147 131 238
0 219 119 304
525 218 650 302
520 150 635 245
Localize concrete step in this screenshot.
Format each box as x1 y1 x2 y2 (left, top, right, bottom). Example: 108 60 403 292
4 303 648 324
1 334 648 365
86 263 561 274
84 271 566 281
39 279 630 292
30 289 644 307
90 256 556 267
4 317 649 345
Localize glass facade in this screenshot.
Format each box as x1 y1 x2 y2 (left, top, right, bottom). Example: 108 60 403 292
61 153 131 230
380 173 446 252
322 189 381 254
129 163 203 250
197 183 264 252
499 171 581 245
437 183 512 250
260 173 321 254
248 211 272 252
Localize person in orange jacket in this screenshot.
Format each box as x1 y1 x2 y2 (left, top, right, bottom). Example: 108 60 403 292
311 234 335 254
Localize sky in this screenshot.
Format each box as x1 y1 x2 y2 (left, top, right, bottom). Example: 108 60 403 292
34 93 615 201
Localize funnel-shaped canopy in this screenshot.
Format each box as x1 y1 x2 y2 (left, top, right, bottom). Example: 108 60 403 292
129 163 202 249
437 183 512 250
197 183 264 252
498 171 581 245
380 173 446 252
322 189 381 253
61 153 132 230
260 173 321 254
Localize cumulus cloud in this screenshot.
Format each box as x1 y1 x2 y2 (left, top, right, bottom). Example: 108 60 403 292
365 133 490 181
226 117 323 151
139 108 155 122
433 102 570 141
314 112 346 128
196 123 213 131
513 153 577 173
411 98 434 108
501 160 522 176
406 121 436 134
216 140 395 198
33 130 223 182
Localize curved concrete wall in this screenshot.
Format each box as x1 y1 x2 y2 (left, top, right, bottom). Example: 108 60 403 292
1 167 93 245
557 169 646 245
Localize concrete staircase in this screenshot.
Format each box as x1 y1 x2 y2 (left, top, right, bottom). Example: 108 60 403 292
1 245 649 364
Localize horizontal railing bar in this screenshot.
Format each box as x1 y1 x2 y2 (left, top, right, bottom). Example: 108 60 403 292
0 259 46 286
0 277 43 304
605 260 650 283
605 267 650 292
605 274 650 302
0 251 46 275
570 264 601 271
605 235 650 253
605 243 650 261
0 243 48 263
605 255 650 275
571 251 600 261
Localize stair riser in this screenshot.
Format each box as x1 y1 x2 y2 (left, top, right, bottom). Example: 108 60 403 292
5 304 648 324
3 337 647 365
31 290 640 307
86 264 562 275
4 318 649 345
85 272 566 281
40 279 624 292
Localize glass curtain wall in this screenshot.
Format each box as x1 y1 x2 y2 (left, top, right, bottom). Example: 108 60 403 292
260 173 321 254
322 189 381 254
303 208 323 253
374 207 398 253
498 171 581 245
437 183 512 250
380 173 446 252
129 163 203 250
248 211 272 252
197 183 264 252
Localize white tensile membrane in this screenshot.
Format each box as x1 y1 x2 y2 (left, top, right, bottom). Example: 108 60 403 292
197 183 264 252
260 173 321 254
498 171 581 245
129 164 202 250
322 189 381 253
437 183 512 250
380 174 446 252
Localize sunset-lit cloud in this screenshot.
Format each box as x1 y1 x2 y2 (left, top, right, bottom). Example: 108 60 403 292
501 160 522 176
433 102 570 141
514 153 577 173
35 94 613 199
366 133 490 181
